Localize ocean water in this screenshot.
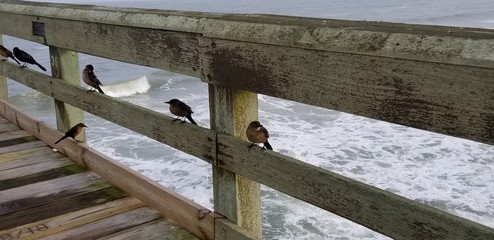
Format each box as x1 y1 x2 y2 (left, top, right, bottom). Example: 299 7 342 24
3 1 494 239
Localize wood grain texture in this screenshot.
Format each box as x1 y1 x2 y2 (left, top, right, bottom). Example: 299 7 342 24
38 207 162 240
0 197 145 240
0 173 104 214
0 146 59 164
0 186 128 230
0 121 19 132
0 129 32 142
0 156 75 181
0 63 216 164
0 163 86 191
0 152 86 191
97 218 199 240
0 134 37 148
201 38 494 145
0 100 220 240
1 2 493 239
1 1 494 69
0 13 200 77
49 46 85 137
216 133 494 240
0 140 46 154
210 85 262 238
79 149 218 240
215 219 258 240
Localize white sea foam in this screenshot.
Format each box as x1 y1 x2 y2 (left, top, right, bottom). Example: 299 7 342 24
99 75 150 97
8 1 494 239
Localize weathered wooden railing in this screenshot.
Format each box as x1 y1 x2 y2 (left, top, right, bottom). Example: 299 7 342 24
1 1 494 239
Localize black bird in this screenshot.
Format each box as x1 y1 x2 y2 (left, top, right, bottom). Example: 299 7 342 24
0 45 20 64
82 64 105 94
246 121 273 150
164 99 197 125
13 47 46 71
54 123 87 144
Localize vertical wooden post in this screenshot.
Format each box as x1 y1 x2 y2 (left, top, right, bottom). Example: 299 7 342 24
49 47 84 138
210 85 262 239
0 35 7 100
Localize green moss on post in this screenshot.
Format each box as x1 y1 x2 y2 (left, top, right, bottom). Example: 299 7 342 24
210 85 262 239
49 47 85 139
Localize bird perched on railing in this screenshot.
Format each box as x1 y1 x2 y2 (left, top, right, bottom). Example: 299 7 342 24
82 64 105 94
0 45 20 65
13 47 46 71
54 123 87 144
246 121 273 150
164 98 197 125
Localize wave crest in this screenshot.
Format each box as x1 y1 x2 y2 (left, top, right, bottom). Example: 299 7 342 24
100 76 150 97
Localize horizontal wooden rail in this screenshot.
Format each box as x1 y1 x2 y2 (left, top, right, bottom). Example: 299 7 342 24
1 1 493 146
199 37 494 146
1 1 494 68
1 60 493 239
1 1 494 239
0 99 220 240
0 11 200 77
0 61 216 164
216 134 494 239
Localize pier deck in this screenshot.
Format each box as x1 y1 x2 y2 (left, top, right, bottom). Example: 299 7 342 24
0 115 197 240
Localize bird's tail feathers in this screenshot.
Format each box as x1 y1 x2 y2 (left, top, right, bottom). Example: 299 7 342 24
264 141 273 150
54 136 67 144
186 115 197 125
96 85 105 94
35 62 47 71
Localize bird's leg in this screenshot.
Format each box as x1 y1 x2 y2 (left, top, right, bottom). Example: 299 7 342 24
172 117 181 123
261 146 267 151
181 117 187 124
247 142 255 151
20 63 27 69
87 87 95 93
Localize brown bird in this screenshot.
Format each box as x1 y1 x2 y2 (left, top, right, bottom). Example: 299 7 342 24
0 45 20 64
246 121 273 150
164 99 197 125
82 64 105 94
13 47 46 71
54 123 87 144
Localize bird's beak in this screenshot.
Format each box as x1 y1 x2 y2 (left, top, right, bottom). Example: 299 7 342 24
164 101 169 104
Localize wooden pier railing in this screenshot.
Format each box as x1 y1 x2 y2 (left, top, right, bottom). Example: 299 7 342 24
1 1 494 239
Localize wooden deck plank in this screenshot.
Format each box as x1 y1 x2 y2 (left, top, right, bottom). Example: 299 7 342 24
0 101 209 240
0 186 128 230
0 99 218 240
0 161 86 191
38 207 162 240
0 197 145 240
0 157 75 181
0 172 100 203
0 117 10 124
97 218 199 240
0 129 31 141
0 121 19 132
0 147 66 170
0 140 46 154
0 135 37 148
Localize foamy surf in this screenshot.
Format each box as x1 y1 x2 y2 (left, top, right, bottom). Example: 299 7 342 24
98 75 150 97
